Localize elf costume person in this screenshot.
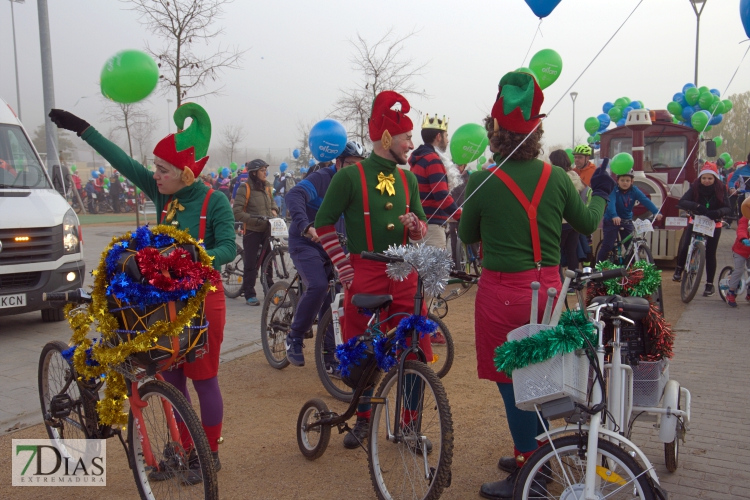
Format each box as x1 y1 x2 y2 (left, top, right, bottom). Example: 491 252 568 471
49 104 235 479
315 90 431 449
458 71 615 500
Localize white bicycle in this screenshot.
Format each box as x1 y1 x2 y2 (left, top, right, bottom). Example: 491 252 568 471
718 263 749 302
508 268 691 500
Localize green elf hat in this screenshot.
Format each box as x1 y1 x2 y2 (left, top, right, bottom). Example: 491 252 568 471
490 71 545 134
153 103 211 184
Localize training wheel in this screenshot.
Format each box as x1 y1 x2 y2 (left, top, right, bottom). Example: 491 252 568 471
297 398 331 460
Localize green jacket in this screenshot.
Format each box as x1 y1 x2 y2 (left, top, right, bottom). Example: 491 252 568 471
459 156 605 273
315 152 426 255
232 180 278 233
81 127 236 270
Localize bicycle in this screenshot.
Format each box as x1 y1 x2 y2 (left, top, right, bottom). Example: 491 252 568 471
221 218 294 298
678 213 715 303
718 262 750 302
508 268 691 499
594 216 664 313
428 271 479 319
296 250 454 500
38 289 218 500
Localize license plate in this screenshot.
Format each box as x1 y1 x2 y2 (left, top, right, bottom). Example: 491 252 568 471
0 293 26 309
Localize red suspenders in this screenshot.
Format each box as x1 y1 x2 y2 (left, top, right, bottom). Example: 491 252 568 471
356 163 410 252
160 188 215 240
490 163 552 267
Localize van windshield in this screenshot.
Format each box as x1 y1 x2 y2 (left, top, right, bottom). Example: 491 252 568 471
0 124 51 189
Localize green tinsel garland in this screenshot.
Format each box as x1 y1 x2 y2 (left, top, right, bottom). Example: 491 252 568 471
595 260 661 297
494 311 596 376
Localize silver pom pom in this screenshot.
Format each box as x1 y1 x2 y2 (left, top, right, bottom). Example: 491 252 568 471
384 244 452 297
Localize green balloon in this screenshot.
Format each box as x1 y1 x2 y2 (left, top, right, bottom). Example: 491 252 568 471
528 48 563 89
119 176 125 182
450 123 489 164
709 100 725 115
593 133 601 142
614 98 627 108
565 148 574 163
698 91 714 110
230 161 238 172
637 101 645 109
698 86 710 95
70 165 77 172
722 99 733 113
672 116 680 124
100 50 159 104
666 101 682 116
608 106 623 122
587 135 595 144
516 67 538 82
477 156 487 167
611 153 634 175
684 87 700 106
691 110 709 131
584 116 600 135
714 136 724 147
719 152 733 168
103 178 110 186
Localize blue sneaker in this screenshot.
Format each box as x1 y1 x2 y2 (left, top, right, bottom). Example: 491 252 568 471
285 337 305 366
245 297 260 306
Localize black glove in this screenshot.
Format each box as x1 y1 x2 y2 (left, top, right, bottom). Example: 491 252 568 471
706 209 720 220
694 205 709 216
48 109 90 136
589 158 616 200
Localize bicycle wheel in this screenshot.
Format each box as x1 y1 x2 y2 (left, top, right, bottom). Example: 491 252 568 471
128 380 218 500
296 398 331 460
260 247 295 294
664 389 682 473
681 240 705 303
428 296 448 319
636 244 664 314
368 360 453 500
222 245 244 299
314 308 354 403
513 435 655 500
427 314 454 379
593 238 619 265
261 281 297 369
38 341 90 441
718 265 734 303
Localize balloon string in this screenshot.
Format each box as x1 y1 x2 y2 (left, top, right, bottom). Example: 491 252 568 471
521 19 543 68
445 0 644 222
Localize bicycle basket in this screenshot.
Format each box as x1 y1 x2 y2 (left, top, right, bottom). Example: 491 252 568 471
107 242 208 369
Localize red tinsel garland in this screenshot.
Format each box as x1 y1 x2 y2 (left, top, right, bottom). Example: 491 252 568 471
136 246 221 292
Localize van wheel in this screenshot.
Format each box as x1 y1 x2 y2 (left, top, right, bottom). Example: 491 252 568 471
41 307 65 322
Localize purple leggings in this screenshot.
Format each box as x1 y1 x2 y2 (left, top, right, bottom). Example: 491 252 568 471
161 370 223 427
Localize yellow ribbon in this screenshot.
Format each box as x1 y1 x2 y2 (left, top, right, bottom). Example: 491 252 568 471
376 172 396 196
165 199 185 223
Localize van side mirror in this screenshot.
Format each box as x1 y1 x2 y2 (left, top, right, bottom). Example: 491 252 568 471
705 140 717 157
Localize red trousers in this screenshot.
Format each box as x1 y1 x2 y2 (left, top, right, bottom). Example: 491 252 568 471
344 255 433 363
475 266 561 383
183 282 226 380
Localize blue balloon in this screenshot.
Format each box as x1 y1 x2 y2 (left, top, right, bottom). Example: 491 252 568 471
308 158 316 167
210 172 216 178
221 167 229 177
709 114 723 126
308 119 347 162
301 167 309 174
99 166 105 174
603 102 614 113
524 0 561 18
630 101 642 110
92 171 99 179
682 83 696 94
693 104 702 112
623 106 634 118
292 149 300 159
710 88 721 98
673 92 686 106
616 118 626 127
682 106 695 120
742 0 750 39
280 162 288 172
593 143 600 150
597 113 611 128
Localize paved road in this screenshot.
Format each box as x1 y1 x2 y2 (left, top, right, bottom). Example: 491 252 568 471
0 224 272 434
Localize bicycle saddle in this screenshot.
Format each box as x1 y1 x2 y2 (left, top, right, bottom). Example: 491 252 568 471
590 295 651 321
351 294 393 310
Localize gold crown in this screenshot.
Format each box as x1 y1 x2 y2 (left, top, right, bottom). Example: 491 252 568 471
421 113 449 131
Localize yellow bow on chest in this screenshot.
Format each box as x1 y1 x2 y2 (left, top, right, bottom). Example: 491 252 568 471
165 199 185 224
376 172 396 196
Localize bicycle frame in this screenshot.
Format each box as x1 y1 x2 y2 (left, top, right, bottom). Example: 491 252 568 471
684 233 705 273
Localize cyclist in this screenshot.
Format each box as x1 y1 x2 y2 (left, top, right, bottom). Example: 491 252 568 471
458 71 615 500
49 104 236 480
550 149 587 277
596 169 662 263
315 90 430 450
673 162 730 296
572 144 596 186
233 159 279 305
725 198 750 307
283 141 366 367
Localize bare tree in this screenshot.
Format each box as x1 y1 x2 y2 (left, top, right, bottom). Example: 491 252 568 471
220 124 246 164
293 119 316 171
101 101 152 158
125 0 246 107
708 91 750 165
130 116 159 165
332 28 429 146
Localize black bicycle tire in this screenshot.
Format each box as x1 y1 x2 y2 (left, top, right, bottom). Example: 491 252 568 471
38 341 91 441
314 308 354 403
428 314 454 379
718 265 734 303
223 246 244 299
261 281 296 370
128 380 218 500
296 398 331 460
368 360 453 500
636 244 664 314
513 435 655 499
260 247 294 295
681 240 706 303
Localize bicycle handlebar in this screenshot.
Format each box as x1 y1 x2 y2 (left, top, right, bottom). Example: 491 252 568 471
361 251 404 264
43 288 91 304
449 270 480 281
568 267 626 284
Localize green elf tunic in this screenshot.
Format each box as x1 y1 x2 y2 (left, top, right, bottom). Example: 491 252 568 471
81 127 236 269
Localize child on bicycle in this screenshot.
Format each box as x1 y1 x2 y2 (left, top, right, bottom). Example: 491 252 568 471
596 170 662 263
674 162 731 296
725 198 750 306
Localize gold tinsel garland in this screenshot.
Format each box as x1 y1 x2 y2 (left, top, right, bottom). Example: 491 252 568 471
66 225 216 427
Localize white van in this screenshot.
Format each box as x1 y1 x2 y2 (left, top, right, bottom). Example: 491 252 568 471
0 97 84 321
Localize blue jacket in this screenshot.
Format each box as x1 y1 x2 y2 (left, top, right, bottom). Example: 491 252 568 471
604 185 659 221
728 163 750 190
286 165 345 250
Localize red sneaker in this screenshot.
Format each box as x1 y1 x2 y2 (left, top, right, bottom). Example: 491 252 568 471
431 331 446 345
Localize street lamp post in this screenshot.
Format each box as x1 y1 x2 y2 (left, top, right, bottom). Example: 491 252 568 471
570 92 578 149
9 0 26 120
690 0 708 87
166 99 174 134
